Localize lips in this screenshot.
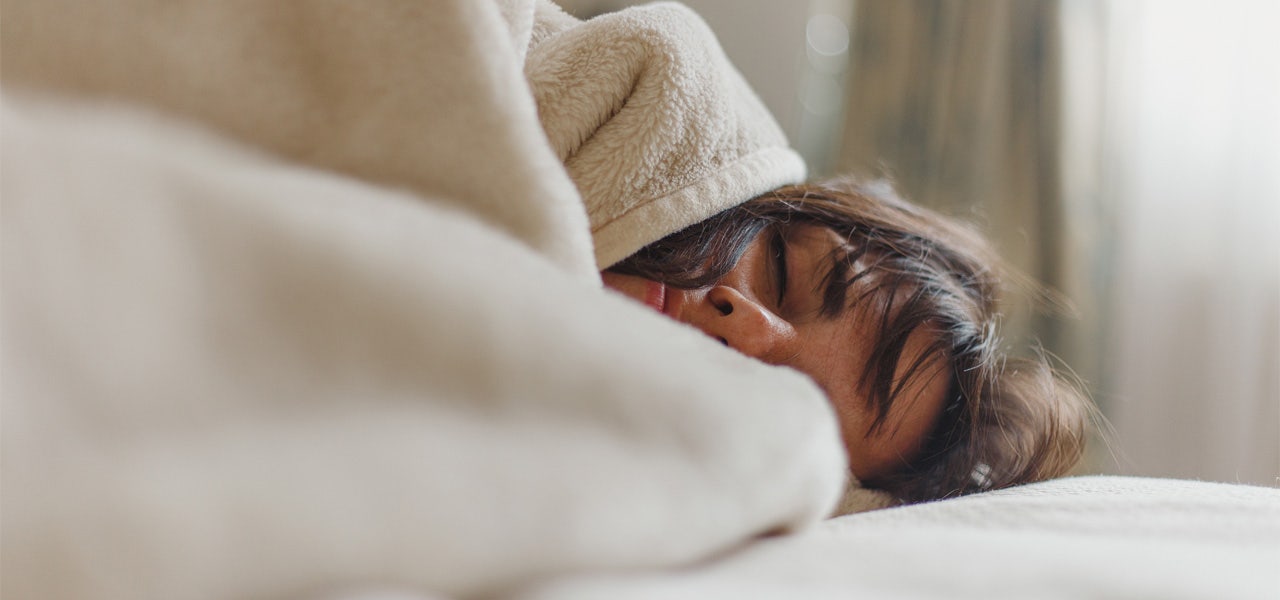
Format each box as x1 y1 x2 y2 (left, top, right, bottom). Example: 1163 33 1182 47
643 280 667 314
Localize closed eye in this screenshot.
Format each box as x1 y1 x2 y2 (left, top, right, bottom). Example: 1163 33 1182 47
771 230 789 306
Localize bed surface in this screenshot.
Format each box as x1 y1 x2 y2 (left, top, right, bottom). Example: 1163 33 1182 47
506 476 1280 600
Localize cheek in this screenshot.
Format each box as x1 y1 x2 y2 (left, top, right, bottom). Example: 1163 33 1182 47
601 272 652 303
845 353 951 482
834 403 880 479
842 412 911 484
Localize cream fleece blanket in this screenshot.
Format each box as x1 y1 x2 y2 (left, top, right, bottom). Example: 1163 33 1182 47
2 0 596 278
0 91 842 600
524 2 807 266
1 0 805 271
2 1 848 599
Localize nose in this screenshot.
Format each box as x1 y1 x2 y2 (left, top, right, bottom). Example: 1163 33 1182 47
686 285 797 363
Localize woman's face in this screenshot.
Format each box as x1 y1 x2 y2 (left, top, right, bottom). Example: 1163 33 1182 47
603 226 949 482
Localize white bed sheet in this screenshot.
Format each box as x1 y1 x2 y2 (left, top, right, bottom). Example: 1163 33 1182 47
503 476 1280 600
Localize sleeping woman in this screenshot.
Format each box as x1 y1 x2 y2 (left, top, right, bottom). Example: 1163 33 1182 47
526 1 1092 505
601 178 1090 503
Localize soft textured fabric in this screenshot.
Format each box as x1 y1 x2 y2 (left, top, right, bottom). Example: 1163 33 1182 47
1 90 844 600
0 0 806 273
0 0 596 279
1 1 847 599
524 2 807 267
509 476 1280 600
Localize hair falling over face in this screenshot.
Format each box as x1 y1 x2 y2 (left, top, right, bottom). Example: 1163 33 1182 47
609 176 1094 503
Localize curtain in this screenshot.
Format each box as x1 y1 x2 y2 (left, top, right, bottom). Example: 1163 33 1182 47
835 0 1067 359
1065 0 1279 485
838 0 1279 485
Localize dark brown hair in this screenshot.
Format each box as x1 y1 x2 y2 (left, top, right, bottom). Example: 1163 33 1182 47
608 177 1092 503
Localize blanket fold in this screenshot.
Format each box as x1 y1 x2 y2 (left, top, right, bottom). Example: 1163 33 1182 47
525 2 807 267
1 92 846 600
1 0 597 280
1 2 848 599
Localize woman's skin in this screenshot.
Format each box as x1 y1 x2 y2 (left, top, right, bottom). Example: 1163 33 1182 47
603 226 950 482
